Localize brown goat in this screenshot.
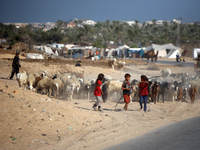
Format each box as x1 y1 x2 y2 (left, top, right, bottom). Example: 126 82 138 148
35 76 43 87
188 86 198 103
177 87 183 102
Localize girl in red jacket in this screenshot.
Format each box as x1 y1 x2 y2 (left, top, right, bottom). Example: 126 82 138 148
138 75 149 112
93 73 104 111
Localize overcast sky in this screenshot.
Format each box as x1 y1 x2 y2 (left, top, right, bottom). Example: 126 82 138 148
0 0 199 23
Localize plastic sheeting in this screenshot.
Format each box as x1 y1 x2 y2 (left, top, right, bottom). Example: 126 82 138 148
34 46 54 55
26 53 44 59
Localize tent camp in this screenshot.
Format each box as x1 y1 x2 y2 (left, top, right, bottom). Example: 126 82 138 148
145 43 181 58
193 48 200 58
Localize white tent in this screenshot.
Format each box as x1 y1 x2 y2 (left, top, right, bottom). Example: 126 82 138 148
166 49 181 58
193 48 200 58
118 45 129 50
146 43 180 51
107 49 119 57
145 43 181 58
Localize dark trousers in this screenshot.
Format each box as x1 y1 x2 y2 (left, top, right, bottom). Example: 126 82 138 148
10 67 19 79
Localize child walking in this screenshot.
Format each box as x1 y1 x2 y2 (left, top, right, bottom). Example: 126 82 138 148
121 73 131 110
93 73 104 111
138 75 149 112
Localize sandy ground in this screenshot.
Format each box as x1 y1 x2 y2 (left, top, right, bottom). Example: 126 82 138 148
0 51 200 150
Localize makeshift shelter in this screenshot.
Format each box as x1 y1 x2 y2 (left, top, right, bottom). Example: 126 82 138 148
107 49 122 58
145 43 181 58
166 49 181 58
193 48 200 58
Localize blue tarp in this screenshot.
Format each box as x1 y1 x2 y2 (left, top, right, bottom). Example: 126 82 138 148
129 48 141 52
73 53 83 59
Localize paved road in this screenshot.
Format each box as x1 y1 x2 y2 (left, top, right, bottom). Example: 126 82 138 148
105 117 200 150
157 60 195 68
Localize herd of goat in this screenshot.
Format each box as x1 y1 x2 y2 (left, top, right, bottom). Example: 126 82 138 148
15 68 199 104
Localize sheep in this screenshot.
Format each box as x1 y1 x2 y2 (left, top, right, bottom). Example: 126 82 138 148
35 76 43 87
188 86 198 103
158 82 177 103
45 71 53 78
63 79 76 100
78 78 84 86
74 80 81 93
90 79 96 85
108 58 116 70
37 70 48 77
104 74 112 80
69 76 81 98
16 71 28 89
130 79 139 103
81 80 91 99
70 75 78 80
102 82 108 103
37 70 44 76
62 72 71 79
34 73 40 78
61 76 71 88
41 71 53 78
161 69 171 77
37 70 53 78
89 79 96 100
76 72 84 79
34 77 53 96
52 78 64 98
56 72 64 79
107 80 123 100
117 61 126 69
27 73 35 90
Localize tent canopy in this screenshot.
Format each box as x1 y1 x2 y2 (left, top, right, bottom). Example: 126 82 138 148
166 49 181 58
193 48 200 58
145 43 181 58
145 43 180 51
118 45 130 50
